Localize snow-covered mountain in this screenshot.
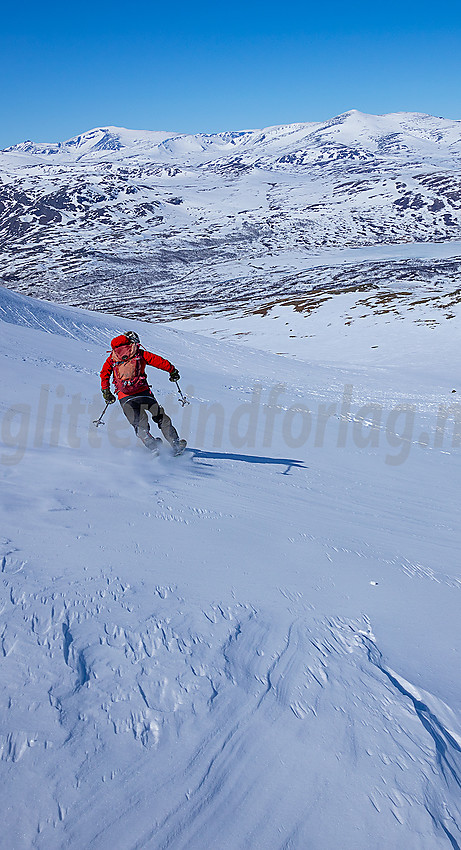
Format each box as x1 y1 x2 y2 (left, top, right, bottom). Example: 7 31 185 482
1 111 461 337
1 282 461 848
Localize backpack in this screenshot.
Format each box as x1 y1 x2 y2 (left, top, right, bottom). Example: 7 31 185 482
111 341 149 395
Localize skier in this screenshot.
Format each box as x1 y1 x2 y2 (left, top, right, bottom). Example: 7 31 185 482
100 331 186 455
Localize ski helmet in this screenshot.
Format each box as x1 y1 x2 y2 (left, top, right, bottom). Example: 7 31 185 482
124 330 140 344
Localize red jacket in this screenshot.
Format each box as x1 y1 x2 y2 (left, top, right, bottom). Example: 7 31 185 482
101 349 174 399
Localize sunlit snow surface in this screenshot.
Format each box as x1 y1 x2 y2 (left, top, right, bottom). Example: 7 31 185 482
1 285 461 849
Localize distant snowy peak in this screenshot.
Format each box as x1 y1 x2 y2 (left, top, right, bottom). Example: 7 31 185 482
4 111 461 162
2 126 258 162
315 110 461 151
2 127 178 158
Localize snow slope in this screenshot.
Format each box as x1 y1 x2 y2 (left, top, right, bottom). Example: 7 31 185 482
1 285 461 849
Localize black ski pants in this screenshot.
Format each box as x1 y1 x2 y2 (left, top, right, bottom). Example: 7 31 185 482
120 392 179 450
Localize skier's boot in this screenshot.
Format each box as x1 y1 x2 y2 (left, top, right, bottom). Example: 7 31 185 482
172 439 187 456
143 433 162 455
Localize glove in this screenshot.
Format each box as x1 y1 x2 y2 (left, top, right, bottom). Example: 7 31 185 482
102 388 116 404
169 367 180 382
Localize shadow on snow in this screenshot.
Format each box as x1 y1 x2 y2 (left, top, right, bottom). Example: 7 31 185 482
186 448 307 475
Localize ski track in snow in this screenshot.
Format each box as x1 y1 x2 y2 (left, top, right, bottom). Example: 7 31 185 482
1 285 461 849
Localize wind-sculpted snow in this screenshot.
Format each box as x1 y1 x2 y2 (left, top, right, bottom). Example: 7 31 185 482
1 286 461 848
1 110 461 330
2 555 461 850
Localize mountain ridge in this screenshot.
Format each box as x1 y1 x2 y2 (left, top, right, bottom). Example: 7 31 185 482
1 109 461 335
3 110 461 160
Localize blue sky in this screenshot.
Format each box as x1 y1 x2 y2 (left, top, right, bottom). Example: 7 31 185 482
1 0 460 147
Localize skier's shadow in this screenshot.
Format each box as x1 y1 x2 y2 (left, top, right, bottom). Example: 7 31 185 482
186 448 307 476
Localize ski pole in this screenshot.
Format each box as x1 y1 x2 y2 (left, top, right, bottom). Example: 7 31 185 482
174 381 190 407
93 402 109 427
